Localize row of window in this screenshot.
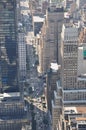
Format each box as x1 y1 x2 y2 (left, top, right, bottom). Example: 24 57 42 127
64 45 77 53
64 92 86 100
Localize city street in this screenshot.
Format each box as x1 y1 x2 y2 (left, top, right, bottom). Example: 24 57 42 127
18 0 52 130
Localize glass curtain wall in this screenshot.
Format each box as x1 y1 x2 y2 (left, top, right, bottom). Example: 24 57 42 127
0 0 18 92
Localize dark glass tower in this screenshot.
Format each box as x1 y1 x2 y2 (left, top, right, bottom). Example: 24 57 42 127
0 0 18 92
0 1 28 130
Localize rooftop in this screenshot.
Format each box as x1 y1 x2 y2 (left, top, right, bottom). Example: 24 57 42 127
3 92 20 98
50 63 61 72
64 106 86 114
0 92 20 101
33 16 44 23
64 106 86 126
76 106 86 114
76 117 86 121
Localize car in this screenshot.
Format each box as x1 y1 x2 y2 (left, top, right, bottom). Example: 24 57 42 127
32 64 35 67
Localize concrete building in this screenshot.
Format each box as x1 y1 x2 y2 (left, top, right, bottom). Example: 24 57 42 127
46 62 61 112
64 106 86 130
61 23 86 105
48 10 86 130
0 92 28 130
52 80 63 130
38 5 64 73
51 24 86 130
51 40 86 129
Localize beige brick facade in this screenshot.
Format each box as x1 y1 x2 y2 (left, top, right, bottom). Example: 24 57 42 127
38 6 64 73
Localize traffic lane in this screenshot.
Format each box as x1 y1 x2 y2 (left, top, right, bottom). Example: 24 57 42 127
19 0 44 129
19 0 48 128
34 107 48 130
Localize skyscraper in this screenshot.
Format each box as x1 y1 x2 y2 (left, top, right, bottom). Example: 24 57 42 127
61 24 78 104
61 23 86 105
61 24 78 93
0 0 18 93
38 5 64 73
0 1 28 129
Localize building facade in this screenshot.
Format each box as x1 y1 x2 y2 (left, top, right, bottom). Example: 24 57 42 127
18 33 26 81
0 1 28 129
0 0 18 92
46 63 60 112
61 24 86 105
38 5 64 73
0 98 28 130
52 80 63 130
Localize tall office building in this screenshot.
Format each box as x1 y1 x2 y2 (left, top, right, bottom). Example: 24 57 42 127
61 24 86 105
52 80 63 130
0 1 28 129
61 23 78 94
0 0 18 93
51 23 86 130
61 24 77 104
38 5 64 73
0 94 28 130
46 62 60 112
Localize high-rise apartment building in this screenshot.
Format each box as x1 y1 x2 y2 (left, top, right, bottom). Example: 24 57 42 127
61 24 86 105
0 0 18 92
38 5 64 73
